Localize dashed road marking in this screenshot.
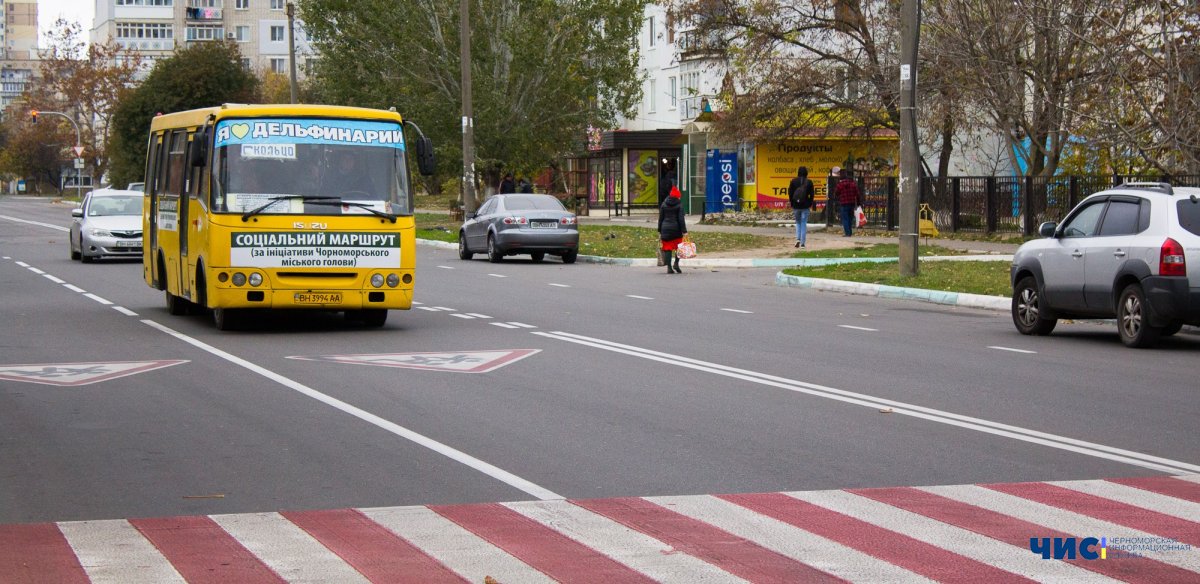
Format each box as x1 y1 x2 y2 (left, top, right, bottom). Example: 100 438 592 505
417 306 441 312
433 306 456 311
84 293 112 305
113 306 139 317
507 322 537 329
988 346 1037 354
548 283 571 288
437 265 454 270
43 274 65 284
64 284 86 293
491 322 520 329
626 295 654 300
721 308 753 314
450 313 476 319
838 325 878 332
27 266 45 274
488 274 507 278
465 313 491 319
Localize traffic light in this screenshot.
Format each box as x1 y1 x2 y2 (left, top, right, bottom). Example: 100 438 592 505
30 109 37 124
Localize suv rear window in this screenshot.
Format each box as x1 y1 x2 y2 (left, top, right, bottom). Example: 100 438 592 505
1179 199 1200 236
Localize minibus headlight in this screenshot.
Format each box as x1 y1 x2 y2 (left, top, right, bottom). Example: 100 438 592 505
232 272 247 286
371 274 385 288
248 273 263 287
386 273 400 287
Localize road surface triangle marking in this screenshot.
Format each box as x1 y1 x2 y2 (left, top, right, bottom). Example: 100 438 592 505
288 349 540 373
0 360 188 387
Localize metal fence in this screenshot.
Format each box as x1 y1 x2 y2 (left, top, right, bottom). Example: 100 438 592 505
729 174 1200 235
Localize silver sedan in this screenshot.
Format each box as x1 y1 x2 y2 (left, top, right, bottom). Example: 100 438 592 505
459 194 579 263
69 188 144 262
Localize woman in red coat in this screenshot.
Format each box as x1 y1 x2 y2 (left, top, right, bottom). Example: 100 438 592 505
658 186 687 274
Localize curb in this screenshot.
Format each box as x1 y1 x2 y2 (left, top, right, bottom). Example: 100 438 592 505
774 272 1010 311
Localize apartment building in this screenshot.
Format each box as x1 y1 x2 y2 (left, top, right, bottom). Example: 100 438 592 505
90 0 313 76
1 0 39 109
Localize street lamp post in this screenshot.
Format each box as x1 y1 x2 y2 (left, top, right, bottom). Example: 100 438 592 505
32 109 84 199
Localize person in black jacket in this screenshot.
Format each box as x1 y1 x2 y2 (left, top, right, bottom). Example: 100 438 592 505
499 173 516 194
658 185 687 274
788 166 815 248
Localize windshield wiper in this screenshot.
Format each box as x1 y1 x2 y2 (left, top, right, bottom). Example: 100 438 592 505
241 195 397 222
306 198 398 223
241 195 339 221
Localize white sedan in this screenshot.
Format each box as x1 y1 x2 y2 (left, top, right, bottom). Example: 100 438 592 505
69 188 144 262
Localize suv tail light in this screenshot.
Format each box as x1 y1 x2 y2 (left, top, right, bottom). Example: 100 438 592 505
502 216 528 225
1160 238 1186 276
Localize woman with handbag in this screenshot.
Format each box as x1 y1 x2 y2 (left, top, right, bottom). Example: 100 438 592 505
658 186 687 274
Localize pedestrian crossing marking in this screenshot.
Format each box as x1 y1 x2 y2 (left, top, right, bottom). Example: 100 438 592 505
0 360 188 387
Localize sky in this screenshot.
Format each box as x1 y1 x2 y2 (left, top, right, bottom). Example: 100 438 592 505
37 0 95 44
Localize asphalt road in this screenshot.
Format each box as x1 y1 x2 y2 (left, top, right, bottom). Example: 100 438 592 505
2 195 1197 527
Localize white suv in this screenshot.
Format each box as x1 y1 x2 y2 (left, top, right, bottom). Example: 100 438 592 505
1010 183 1200 347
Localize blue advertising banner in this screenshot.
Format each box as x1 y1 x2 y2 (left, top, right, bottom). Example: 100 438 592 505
705 149 738 213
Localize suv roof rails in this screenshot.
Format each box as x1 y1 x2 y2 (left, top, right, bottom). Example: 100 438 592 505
1119 182 1174 195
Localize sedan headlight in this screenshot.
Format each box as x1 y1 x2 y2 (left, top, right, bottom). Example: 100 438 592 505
88 228 113 237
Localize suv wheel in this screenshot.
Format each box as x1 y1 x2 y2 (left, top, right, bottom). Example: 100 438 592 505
1118 283 1162 348
1012 276 1057 335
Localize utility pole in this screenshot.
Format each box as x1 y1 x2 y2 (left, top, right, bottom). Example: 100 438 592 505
286 2 300 104
898 0 920 276
459 0 477 213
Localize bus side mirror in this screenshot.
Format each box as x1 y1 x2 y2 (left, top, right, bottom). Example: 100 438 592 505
415 136 435 176
189 128 209 168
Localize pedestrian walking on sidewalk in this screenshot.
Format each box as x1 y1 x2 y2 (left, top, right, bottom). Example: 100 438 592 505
835 168 862 237
788 166 815 248
658 186 687 274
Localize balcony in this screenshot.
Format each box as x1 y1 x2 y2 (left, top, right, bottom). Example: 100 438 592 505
116 38 176 51
185 7 222 20
677 30 725 61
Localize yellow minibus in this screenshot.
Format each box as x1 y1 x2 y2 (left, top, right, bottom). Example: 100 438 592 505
142 104 434 329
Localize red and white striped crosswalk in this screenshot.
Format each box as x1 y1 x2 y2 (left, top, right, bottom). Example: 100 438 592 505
2 474 1197 583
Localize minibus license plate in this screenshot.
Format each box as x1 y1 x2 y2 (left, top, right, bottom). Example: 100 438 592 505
295 292 342 304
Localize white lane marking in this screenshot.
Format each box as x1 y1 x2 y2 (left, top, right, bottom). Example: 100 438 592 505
450 313 476 319
0 214 69 232
649 495 929 583
533 331 1200 475
626 295 654 300
59 519 186 584
362 506 556 584
506 500 748 583
84 293 113 305
412 301 424 305
465 313 491 319
548 283 571 288
507 322 537 329
490 322 520 329
43 274 66 284
211 513 370 583
27 266 45 274
720 308 753 314
838 325 878 332
2 256 10 259
64 284 86 293
417 306 441 312
988 346 1037 354
15 261 30 267
433 306 456 311
140 319 561 501
113 306 138 316
437 265 455 269
488 273 507 278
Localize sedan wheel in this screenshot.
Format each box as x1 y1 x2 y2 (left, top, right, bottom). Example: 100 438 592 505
1117 283 1161 348
487 234 503 263
458 232 473 260
70 236 81 260
1011 276 1056 335
561 250 578 264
